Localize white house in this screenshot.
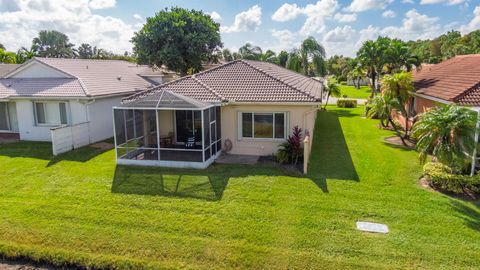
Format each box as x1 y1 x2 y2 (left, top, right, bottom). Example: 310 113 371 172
0 58 177 154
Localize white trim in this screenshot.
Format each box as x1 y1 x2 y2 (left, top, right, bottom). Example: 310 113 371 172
4 58 74 79
412 93 452 105
33 101 70 126
112 107 118 162
228 101 321 106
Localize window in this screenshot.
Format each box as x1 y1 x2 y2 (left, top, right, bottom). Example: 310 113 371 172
34 102 68 125
240 112 286 139
175 110 202 143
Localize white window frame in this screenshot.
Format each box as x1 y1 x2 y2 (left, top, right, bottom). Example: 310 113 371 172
33 101 69 127
237 111 288 141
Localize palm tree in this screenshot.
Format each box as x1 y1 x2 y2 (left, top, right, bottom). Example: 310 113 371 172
77 43 94 59
385 39 421 73
260 50 277 63
286 37 326 77
32 30 75 58
15 46 36 63
381 71 414 136
347 64 365 89
412 105 477 173
238 43 262 60
357 38 388 97
323 82 341 109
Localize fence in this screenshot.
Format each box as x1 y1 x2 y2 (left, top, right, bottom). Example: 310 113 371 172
51 122 90 155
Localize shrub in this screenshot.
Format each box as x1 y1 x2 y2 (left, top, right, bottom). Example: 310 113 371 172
337 99 357 108
423 162 480 195
340 81 347 85
276 126 304 165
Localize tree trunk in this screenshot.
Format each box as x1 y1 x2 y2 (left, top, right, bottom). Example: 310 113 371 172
323 93 331 109
370 72 376 98
388 118 407 146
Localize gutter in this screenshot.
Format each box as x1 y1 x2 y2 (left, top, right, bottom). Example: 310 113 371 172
412 92 451 104
227 101 322 106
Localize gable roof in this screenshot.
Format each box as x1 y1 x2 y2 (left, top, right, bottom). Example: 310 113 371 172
123 60 324 105
0 58 161 99
414 54 480 106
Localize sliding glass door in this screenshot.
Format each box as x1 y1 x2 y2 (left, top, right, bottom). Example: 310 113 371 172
0 103 10 131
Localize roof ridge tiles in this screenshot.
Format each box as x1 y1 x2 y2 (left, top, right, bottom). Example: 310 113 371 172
76 78 91 97
191 75 224 101
240 60 319 101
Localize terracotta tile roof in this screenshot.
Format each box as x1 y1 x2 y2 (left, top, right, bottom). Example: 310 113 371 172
124 60 324 105
0 78 86 99
414 54 480 106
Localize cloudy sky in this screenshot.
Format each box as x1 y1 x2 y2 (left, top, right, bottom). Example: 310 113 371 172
0 0 479 57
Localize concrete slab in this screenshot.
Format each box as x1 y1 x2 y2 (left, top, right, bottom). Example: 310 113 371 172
215 153 259 165
356 221 389 234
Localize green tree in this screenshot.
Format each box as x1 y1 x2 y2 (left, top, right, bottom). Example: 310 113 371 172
286 37 326 77
15 47 36 63
412 105 477 172
277 50 288 67
323 82 341 109
382 71 414 137
238 43 262 60
222 48 233 61
357 38 388 97
0 43 5 50
32 30 75 58
77 43 94 59
260 50 277 63
0 49 17 63
132 7 222 76
347 64 365 89
385 39 420 73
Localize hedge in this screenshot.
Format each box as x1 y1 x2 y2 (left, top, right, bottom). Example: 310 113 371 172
337 99 357 108
423 162 480 195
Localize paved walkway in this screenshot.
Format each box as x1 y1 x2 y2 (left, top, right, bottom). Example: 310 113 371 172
215 153 259 165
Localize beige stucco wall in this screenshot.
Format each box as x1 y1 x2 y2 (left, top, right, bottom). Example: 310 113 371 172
158 110 174 136
220 104 319 156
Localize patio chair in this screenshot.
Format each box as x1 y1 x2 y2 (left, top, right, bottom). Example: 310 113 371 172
185 137 195 148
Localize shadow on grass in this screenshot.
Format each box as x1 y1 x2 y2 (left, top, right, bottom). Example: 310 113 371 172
0 141 110 166
451 200 480 232
307 110 359 193
111 164 303 201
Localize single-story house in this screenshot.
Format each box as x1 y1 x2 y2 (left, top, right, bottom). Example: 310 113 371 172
411 54 480 113
113 60 323 168
0 57 176 154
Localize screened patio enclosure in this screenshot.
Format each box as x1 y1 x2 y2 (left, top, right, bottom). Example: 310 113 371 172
113 90 221 168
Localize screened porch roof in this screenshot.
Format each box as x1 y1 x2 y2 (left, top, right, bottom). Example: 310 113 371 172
119 89 213 110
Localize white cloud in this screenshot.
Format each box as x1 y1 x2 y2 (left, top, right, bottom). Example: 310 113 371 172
271 29 300 51
420 0 468 5
133 13 142 20
271 0 339 35
334 13 357 22
208 11 222 22
0 0 134 53
382 10 396 18
271 3 303 22
88 0 116 9
402 0 415 3
221 5 261 33
324 25 356 42
382 9 441 40
460 5 480 33
346 0 394 12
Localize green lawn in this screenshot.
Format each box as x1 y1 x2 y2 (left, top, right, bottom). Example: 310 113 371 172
338 84 372 99
0 106 479 269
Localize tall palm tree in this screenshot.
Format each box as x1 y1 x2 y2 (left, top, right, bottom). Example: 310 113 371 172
381 71 414 136
286 37 326 77
357 38 388 97
32 30 75 58
385 39 421 73
347 64 365 89
412 105 477 172
323 82 341 109
238 43 262 60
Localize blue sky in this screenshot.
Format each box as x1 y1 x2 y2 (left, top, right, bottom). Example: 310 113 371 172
0 0 479 57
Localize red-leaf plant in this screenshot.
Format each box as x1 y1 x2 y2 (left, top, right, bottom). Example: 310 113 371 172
287 125 303 165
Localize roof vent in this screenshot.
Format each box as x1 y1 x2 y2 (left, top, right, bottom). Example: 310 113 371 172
117 75 122 81
86 65 89 69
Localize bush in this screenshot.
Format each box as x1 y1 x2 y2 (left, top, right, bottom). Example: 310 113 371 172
276 126 304 165
423 162 480 195
337 99 357 108
340 81 347 85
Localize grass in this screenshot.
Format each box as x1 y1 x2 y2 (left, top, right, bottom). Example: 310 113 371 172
338 84 372 99
0 106 479 269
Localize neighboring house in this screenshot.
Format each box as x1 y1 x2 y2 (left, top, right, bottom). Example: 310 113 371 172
113 60 323 168
393 55 480 129
0 57 176 154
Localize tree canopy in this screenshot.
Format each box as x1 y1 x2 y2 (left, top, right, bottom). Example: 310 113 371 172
32 30 75 58
132 7 222 76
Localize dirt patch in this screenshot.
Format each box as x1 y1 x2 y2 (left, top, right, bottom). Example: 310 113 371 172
90 142 114 151
384 136 415 149
0 259 53 270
